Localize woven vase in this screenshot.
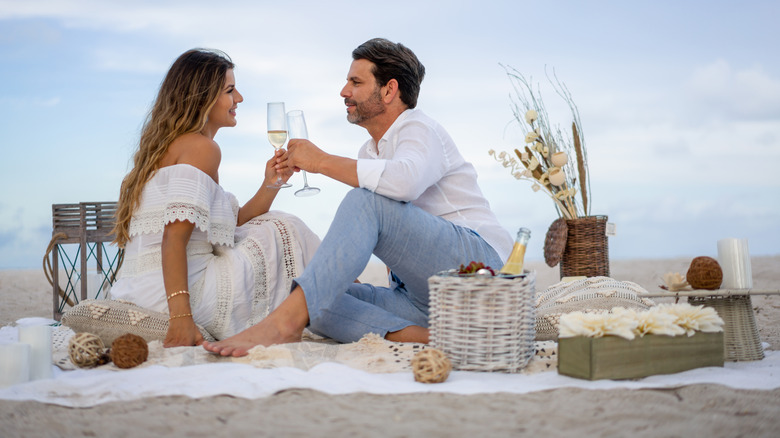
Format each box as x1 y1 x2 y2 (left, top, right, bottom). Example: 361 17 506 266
559 215 610 279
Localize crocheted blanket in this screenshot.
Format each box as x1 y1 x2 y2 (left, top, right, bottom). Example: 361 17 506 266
52 326 558 375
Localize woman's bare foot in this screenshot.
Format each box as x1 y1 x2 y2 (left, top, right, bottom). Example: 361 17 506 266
203 287 309 357
202 318 303 357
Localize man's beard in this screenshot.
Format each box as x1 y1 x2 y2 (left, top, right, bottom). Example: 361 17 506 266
346 88 385 124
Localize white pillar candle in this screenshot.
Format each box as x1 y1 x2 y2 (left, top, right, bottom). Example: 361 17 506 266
0 343 31 388
18 325 54 380
717 238 753 289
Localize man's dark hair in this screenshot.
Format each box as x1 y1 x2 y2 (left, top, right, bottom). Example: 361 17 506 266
352 38 426 109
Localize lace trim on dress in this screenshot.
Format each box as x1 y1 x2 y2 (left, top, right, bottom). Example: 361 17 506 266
128 208 169 236
120 241 215 278
128 203 235 247
189 273 206 313
163 202 212 233
240 216 300 327
127 165 239 247
238 237 268 328
204 247 234 340
256 217 299 281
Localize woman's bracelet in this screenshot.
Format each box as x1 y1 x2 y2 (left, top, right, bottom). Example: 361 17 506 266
169 313 193 321
167 290 190 301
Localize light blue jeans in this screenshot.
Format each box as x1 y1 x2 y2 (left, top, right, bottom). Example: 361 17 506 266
294 188 502 343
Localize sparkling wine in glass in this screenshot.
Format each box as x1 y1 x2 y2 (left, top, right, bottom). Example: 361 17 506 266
286 110 320 197
267 102 291 188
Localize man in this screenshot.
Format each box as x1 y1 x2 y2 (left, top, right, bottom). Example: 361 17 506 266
203 38 512 356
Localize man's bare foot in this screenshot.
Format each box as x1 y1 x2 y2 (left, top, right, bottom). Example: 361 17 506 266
203 286 310 357
386 325 429 344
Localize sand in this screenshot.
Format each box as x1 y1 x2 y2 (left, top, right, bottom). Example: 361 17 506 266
2 257 780 437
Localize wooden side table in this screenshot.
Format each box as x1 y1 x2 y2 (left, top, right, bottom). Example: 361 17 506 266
643 289 780 362
46 202 124 320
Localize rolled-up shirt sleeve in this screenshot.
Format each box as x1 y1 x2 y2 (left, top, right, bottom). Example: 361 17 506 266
356 116 448 201
356 158 387 192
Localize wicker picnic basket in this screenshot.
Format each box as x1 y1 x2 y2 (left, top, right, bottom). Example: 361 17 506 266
560 215 610 278
428 271 536 372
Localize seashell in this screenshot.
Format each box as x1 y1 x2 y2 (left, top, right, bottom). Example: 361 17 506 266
662 272 690 291
548 167 566 186
551 151 568 167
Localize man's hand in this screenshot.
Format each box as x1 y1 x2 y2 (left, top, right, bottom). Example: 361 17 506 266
283 139 359 187
286 139 329 174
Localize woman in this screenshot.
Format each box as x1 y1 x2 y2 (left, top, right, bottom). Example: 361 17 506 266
110 49 320 347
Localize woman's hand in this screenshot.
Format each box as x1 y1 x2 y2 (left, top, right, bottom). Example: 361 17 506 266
163 318 204 347
266 148 294 185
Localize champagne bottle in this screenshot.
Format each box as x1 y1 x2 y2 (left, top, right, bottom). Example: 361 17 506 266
499 227 531 275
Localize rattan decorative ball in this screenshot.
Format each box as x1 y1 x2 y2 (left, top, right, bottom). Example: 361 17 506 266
544 218 568 267
109 333 149 369
68 332 108 368
411 348 452 383
686 256 723 290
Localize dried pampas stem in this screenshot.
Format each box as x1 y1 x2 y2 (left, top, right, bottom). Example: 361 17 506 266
572 122 588 216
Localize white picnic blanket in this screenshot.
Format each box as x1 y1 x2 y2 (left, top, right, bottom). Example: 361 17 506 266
1 321 779 408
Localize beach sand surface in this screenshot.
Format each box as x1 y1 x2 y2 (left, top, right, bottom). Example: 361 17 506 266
2 257 779 437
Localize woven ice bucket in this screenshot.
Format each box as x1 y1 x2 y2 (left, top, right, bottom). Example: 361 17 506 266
560 215 610 278
428 271 536 372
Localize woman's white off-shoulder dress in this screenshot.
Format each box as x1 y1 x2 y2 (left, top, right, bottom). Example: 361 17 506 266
109 164 320 340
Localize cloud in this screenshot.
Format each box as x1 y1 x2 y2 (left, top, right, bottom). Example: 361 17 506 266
0 222 45 269
0 19 61 44
0 96 61 108
689 59 780 120
2 1 778 269
0 228 18 248
90 47 171 74
1 0 194 33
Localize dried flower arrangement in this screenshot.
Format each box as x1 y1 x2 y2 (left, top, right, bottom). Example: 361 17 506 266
558 303 725 340
489 66 591 220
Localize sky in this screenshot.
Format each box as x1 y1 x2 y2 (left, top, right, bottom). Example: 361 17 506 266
1 0 779 270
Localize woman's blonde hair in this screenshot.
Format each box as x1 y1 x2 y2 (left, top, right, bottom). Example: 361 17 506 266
112 49 235 247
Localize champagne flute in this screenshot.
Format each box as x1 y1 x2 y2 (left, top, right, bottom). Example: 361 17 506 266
267 102 291 188
286 110 321 197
